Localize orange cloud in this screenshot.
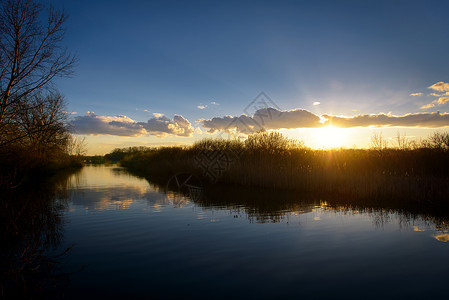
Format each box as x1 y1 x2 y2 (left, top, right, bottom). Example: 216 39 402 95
429 82 449 92
437 97 449 105
420 103 435 109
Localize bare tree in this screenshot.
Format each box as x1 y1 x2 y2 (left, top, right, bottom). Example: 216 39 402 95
429 131 449 151
66 134 86 157
16 92 69 153
0 0 75 144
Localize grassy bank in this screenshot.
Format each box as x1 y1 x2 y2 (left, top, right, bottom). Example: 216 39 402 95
120 131 449 204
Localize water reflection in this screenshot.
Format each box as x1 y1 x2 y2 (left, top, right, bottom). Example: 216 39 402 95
433 233 449 242
4 165 449 299
0 169 78 298
68 166 192 212
87 168 443 246
74 166 449 238
165 179 449 234
37 166 449 299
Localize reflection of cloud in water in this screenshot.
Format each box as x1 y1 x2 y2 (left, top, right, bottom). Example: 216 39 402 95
196 212 207 220
70 186 191 212
70 166 150 189
67 166 195 212
433 234 449 242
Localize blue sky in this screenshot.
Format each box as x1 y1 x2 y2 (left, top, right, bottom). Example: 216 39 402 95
53 0 449 154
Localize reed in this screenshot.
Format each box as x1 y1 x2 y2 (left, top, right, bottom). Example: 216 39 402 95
120 131 449 204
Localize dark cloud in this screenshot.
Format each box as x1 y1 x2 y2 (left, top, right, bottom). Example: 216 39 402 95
71 113 145 136
323 112 449 128
200 108 323 133
141 115 193 137
71 112 194 137
72 108 449 138
201 108 449 133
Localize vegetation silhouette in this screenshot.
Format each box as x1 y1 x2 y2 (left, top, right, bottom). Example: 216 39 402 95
118 131 449 206
0 0 82 187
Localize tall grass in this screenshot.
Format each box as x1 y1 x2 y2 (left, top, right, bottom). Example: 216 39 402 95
120 131 449 204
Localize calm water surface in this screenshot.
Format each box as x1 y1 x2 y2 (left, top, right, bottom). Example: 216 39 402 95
56 166 449 299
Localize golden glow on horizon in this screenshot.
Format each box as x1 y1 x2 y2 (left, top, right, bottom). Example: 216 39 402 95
81 127 443 155
312 126 348 149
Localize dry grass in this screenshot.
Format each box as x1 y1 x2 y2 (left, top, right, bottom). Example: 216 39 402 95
120 131 449 204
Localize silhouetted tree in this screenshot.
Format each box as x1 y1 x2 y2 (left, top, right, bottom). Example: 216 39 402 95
16 92 69 155
429 132 449 151
0 0 75 146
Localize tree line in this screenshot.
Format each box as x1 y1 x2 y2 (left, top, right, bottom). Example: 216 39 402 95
1 0 82 188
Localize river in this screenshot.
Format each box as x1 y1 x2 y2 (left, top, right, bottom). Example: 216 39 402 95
5 165 449 299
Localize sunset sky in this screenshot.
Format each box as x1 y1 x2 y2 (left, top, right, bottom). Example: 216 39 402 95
56 0 449 155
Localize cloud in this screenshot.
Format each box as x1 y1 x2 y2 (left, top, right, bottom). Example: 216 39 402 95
73 107 449 138
313 101 321 106
201 107 323 133
153 113 163 118
437 97 449 105
323 111 449 128
71 112 146 136
200 115 258 133
420 103 435 109
429 82 449 92
141 114 194 137
429 92 449 97
198 101 219 109
420 84 449 109
201 108 449 133
410 93 423 96
71 112 194 137
420 96 449 109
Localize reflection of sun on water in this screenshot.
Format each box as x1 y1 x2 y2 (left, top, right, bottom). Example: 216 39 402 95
313 126 348 149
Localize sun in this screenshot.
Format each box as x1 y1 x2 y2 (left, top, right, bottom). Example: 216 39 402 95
313 126 348 149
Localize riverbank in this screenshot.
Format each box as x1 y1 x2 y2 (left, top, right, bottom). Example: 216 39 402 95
0 145 83 189
120 131 449 205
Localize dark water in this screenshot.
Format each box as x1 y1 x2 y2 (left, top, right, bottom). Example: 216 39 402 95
3 165 449 299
